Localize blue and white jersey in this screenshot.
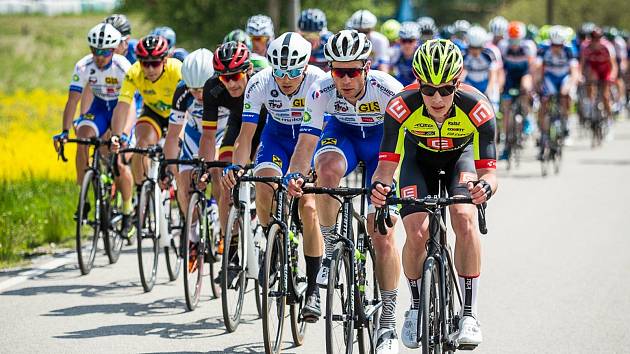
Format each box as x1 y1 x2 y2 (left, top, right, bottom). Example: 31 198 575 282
389 45 417 86
126 39 138 64
300 70 403 137
242 66 327 139
499 39 536 73
69 53 131 101
369 31 391 69
463 47 497 85
537 43 577 78
309 31 333 71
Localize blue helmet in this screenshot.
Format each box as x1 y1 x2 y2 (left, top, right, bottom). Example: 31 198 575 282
151 26 176 48
298 8 327 32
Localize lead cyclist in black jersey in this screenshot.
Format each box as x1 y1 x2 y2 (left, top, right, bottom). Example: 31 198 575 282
371 39 498 350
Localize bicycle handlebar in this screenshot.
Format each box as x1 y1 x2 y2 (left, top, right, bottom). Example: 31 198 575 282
55 137 111 162
301 186 368 197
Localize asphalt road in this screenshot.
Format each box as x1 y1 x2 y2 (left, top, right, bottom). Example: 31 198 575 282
2 119 630 354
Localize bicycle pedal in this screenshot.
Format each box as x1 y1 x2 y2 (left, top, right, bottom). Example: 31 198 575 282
268 290 284 297
457 344 478 351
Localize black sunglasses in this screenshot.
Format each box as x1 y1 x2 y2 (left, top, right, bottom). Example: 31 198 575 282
420 83 457 96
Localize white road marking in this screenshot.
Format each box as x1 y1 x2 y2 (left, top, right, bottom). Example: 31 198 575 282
0 253 74 292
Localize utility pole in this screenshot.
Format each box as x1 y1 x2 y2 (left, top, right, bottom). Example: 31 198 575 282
288 0 300 31
547 0 554 24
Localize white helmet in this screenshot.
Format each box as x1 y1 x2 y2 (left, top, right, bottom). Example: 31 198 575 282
324 30 372 62
182 48 214 89
549 25 567 45
399 22 420 40
87 23 121 49
246 14 275 38
453 20 471 34
417 16 437 34
349 10 377 30
488 16 508 37
467 26 489 47
266 32 311 71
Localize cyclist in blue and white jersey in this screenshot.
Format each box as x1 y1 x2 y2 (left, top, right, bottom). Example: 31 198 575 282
285 30 404 353
246 14 275 58
462 26 500 106
390 21 420 86
417 16 438 43
151 26 189 62
298 8 332 72
53 23 135 234
222 32 327 322
452 19 471 52
348 10 390 72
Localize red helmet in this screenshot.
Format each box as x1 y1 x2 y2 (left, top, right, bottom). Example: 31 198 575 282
135 35 169 60
213 41 250 74
507 21 526 40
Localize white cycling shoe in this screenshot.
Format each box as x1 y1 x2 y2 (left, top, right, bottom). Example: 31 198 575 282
375 328 399 354
401 308 420 349
456 316 483 346
316 257 330 287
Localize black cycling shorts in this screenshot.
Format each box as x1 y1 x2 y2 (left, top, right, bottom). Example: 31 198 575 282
137 105 169 138
219 109 266 161
398 139 476 218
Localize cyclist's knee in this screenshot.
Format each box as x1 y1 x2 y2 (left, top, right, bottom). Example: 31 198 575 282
450 205 477 238
315 154 345 186
76 125 96 139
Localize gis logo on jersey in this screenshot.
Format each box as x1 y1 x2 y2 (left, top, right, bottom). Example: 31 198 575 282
105 77 119 85
358 101 381 113
272 155 283 168
321 138 337 146
292 98 305 108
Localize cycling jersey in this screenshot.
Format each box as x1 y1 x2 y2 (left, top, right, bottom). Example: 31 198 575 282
500 39 536 75
389 45 417 86
172 47 189 62
118 58 182 119
242 66 327 173
202 76 266 161
538 43 577 96
581 39 616 82
251 53 270 73
379 83 497 168
463 48 497 93
126 39 138 64
308 31 333 71
368 31 391 69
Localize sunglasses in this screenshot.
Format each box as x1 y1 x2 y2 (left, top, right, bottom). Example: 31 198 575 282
400 38 417 44
251 36 269 42
331 67 365 79
91 47 114 57
140 60 164 68
218 71 247 84
420 83 457 96
272 68 304 79
302 32 320 41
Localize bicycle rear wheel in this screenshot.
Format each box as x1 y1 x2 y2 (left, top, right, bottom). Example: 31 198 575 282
326 242 355 354
165 187 183 281
262 224 286 354
206 202 222 299
221 206 247 332
289 227 307 347
76 169 100 275
104 185 124 264
421 257 442 354
136 181 159 292
183 193 205 311
357 234 380 354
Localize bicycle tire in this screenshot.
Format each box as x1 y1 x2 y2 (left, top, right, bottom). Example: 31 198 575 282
104 186 124 264
206 202 222 299
326 242 355 354
262 224 286 354
136 181 159 292
357 234 380 354
442 247 458 354
421 257 442 354
76 169 99 275
289 226 307 347
164 188 183 281
183 193 205 311
221 206 247 332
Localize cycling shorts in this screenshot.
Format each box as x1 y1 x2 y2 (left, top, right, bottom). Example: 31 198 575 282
137 105 169 138
398 139 476 218
464 78 489 95
219 112 265 161
254 121 299 175
502 64 529 99
587 62 614 83
75 97 117 137
178 127 225 173
542 73 570 97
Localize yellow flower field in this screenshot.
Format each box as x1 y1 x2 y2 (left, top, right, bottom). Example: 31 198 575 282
0 90 76 181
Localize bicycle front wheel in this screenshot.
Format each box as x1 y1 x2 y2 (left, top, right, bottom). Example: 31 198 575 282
165 187 183 281
357 234 380 354
104 186 124 264
136 181 159 292
421 258 442 354
262 224 286 354
289 227 307 347
183 193 205 311
206 202 222 299
326 242 355 354
76 169 100 275
221 206 247 332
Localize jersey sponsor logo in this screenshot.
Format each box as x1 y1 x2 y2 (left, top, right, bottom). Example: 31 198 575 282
321 138 337 146
400 185 417 199
372 81 395 96
361 117 374 123
272 155 283 168
470 100 493 127
458 172 477 184
143 89 157 95
410 129 434 136
291 111 302 117
72 74 80 82
334 102 349 112
268 100 282 109
154 100 172 111
427 138 454 149
292 98 305 108
413 122 433 128
312 90 320 99
84 113 95 120
270 89 279 97
303 111 312 123
358 101 381 113
244 102 252 109
386 97 411 123
89 76 97 84
475 159 497 169
105 77 119 85
447 127 465 132
447 121 461 126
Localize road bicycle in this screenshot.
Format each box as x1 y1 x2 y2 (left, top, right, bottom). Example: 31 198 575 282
57 137 125 274
504 88 526 171
376 171 487 353
540 93 563 177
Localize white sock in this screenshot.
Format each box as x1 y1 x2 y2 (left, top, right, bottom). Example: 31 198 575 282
459 275 479 319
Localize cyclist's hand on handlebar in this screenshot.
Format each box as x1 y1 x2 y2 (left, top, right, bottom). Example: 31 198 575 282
197 171 210 190
52 130 69 152
284 172 304 197
110 135 121 153
222 164 243 190
370 181 391 207
467 179 492 205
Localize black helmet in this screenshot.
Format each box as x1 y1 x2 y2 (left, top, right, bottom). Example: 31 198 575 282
104 14 131 37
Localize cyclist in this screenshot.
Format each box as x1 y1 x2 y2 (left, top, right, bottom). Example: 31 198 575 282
161 49 216 270
605 27 628 113
536 25 579 154
110 35 182 189
348 9 390 71
222 33 327 322
286 29 404 353
487 15 507 91
462 26 500 101
499 21 537 157
223 29 270 72
452 19 471 51
371 39 497 349
53 23 135 233
246 14 275 58
202 41 268 261
580 26 618 119
390 21 421 86
151 26 189 62
381 19 401 46
417 16 438 43
298 8 333 72
103 14 135 63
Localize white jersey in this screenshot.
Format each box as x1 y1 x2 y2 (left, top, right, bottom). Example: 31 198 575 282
69 53 131 101
300 70 403 137
242 66 327 138
369 31 391 66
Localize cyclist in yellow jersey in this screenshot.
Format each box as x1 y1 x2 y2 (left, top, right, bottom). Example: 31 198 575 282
111 35 182 186
371 40 498 349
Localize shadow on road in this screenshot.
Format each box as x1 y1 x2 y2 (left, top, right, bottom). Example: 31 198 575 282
45 297 187 317
140 340 299 353
0 280 141 298
579 158 630 166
